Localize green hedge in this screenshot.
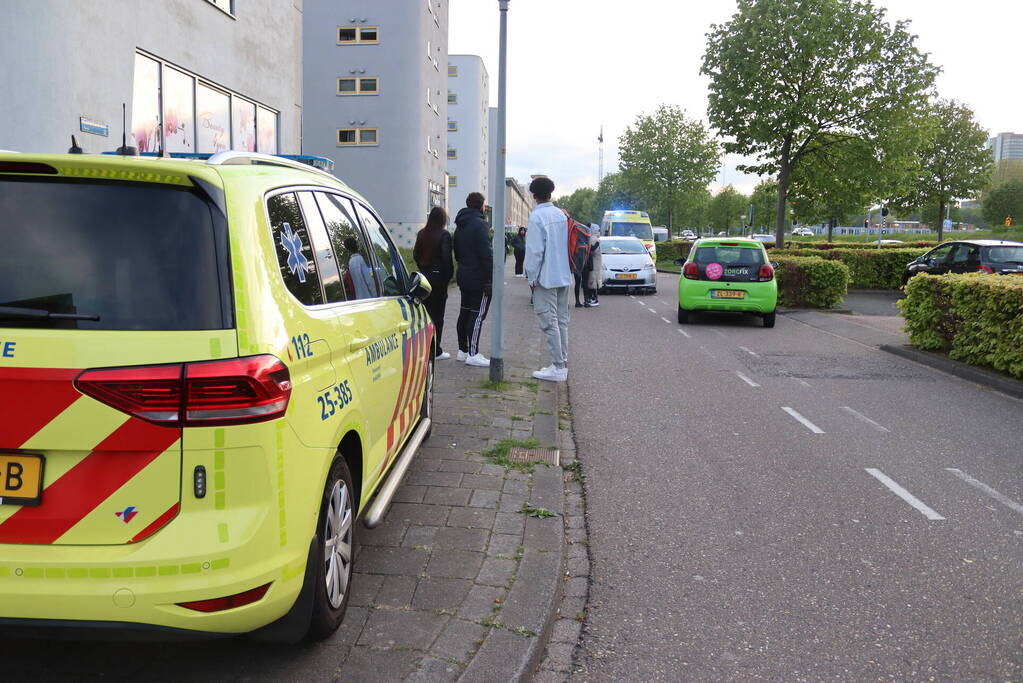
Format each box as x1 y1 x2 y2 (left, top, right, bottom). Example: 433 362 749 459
776 248 928 289
900 273 1023 379
774 256 850 308
784 241 938 250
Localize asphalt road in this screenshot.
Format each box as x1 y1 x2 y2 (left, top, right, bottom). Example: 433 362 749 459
569 272 1022 681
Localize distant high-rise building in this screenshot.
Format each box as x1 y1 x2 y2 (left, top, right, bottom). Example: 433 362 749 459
445 55 489 212
303 0 449 247
987 132 1023 162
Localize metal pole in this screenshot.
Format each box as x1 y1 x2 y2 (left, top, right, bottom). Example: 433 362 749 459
489 0 509 383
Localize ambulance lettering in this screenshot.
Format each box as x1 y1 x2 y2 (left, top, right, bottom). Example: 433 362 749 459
2 341 15 358
364 334 399 365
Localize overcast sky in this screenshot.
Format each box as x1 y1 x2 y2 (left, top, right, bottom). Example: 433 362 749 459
449 0 1023 198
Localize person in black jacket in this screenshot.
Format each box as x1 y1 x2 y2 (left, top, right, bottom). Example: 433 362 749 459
413 206 454 360
510 226 527 276
453 192 493 367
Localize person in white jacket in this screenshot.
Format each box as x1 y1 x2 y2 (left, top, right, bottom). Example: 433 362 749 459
524 176 572 382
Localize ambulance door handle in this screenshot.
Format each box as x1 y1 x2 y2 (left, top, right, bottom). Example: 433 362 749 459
397 320 411 332
349 335 372 352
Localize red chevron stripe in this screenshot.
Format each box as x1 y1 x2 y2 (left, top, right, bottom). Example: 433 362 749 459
0 418 180 545
0 368 82 449
129 502 180 543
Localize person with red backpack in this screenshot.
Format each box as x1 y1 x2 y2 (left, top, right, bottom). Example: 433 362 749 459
524 176 572 382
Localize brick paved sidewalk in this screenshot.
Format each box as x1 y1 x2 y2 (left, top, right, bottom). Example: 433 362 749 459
328 266 568 681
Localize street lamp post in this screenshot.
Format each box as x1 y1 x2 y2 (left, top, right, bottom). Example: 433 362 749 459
489 0 509 383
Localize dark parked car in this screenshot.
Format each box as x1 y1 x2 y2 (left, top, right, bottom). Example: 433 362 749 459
902 239 1023 286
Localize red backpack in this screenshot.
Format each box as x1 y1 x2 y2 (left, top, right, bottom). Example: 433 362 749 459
562 209 592 274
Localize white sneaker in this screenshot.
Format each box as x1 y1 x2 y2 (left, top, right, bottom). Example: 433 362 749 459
465 353 490 367
515 273 525 278
532 365 567 382
437 351 451 360
457 350 468 362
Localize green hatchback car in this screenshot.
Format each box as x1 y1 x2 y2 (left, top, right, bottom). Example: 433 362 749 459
675 238 778 327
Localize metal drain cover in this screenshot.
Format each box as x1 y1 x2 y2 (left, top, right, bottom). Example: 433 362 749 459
508 447 560 466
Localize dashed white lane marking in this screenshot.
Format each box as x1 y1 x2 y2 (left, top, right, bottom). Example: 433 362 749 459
841 406 890 433
945 468 1023 516
661 316 672 324
677 329 692 339
792 377 812 388
865 468 945 520
782 407 824 434
735 371 760 387
738 346 758 356
647 307 658 314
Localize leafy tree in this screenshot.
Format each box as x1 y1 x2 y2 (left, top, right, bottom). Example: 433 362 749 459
982 179 1023 229
675 187 712 235
786 134 878 237
707 186 749 235
617 105 720 231
594 172 644 218
899 99 993 241
957 204 990 230
749 180 792 232
702 0 938 247
555 187 599 225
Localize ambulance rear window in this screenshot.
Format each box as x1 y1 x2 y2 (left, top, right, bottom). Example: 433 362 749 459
0 177 230 330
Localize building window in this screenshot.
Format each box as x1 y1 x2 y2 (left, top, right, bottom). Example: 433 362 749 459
337 128 378 146
447 148 457 160
338 26 379 44
448 65 458 77
337 77 379 95
448 92 457 105
447 120 457 132
448 176 457 187
131 51 276 155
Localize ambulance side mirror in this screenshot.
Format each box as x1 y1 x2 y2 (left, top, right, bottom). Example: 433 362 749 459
407 272 433 301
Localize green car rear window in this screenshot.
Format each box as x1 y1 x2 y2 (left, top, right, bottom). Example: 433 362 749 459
693 246 765 265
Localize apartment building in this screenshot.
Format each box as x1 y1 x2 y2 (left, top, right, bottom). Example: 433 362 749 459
0 0 301 155
987 132 1023 161
503 177 535 229
445 55 489 209
303 0 449 247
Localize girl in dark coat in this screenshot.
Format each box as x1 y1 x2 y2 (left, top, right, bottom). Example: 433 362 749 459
413 207 454 359
511 226 527 276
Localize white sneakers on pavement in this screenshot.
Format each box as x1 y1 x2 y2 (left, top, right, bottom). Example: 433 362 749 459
465 353 490 367
436 351 451 360
457 350 468 362
532 365 568 382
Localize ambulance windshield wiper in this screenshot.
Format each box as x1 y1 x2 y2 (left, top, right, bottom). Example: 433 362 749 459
0 305 100 321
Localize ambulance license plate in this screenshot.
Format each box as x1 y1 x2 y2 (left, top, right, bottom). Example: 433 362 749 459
0 453 44 506
711 290 745 299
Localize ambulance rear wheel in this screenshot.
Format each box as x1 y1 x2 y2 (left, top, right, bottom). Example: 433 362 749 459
307 457 355 641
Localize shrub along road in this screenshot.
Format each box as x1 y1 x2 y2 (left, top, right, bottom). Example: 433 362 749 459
566 272 1021 681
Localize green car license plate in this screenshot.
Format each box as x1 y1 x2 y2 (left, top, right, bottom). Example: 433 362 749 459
710 290 745 299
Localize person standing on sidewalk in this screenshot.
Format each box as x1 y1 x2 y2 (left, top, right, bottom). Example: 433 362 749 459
524 177 572 382
453 192 492 367
511 226 527 277
585 234 602 307
414 206 454 360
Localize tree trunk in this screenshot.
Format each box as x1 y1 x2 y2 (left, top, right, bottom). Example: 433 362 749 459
775 136 793 249
667 207 673 232
827 217 834 242
936 200 945 242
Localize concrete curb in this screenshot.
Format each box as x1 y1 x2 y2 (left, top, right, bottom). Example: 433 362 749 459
880 344 1023 400
458 381 565 682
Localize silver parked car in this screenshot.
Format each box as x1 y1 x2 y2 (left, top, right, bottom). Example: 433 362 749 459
599 237 657 294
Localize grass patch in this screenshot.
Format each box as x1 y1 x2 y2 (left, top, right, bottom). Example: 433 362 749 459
483 438 541 472
519 503 557 519
535 409 553 415
564 460 584 482
523 380 539 392
510 415 525 422
477 379 514 392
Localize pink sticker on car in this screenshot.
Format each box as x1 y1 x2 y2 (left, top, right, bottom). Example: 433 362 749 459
705 262 723 280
